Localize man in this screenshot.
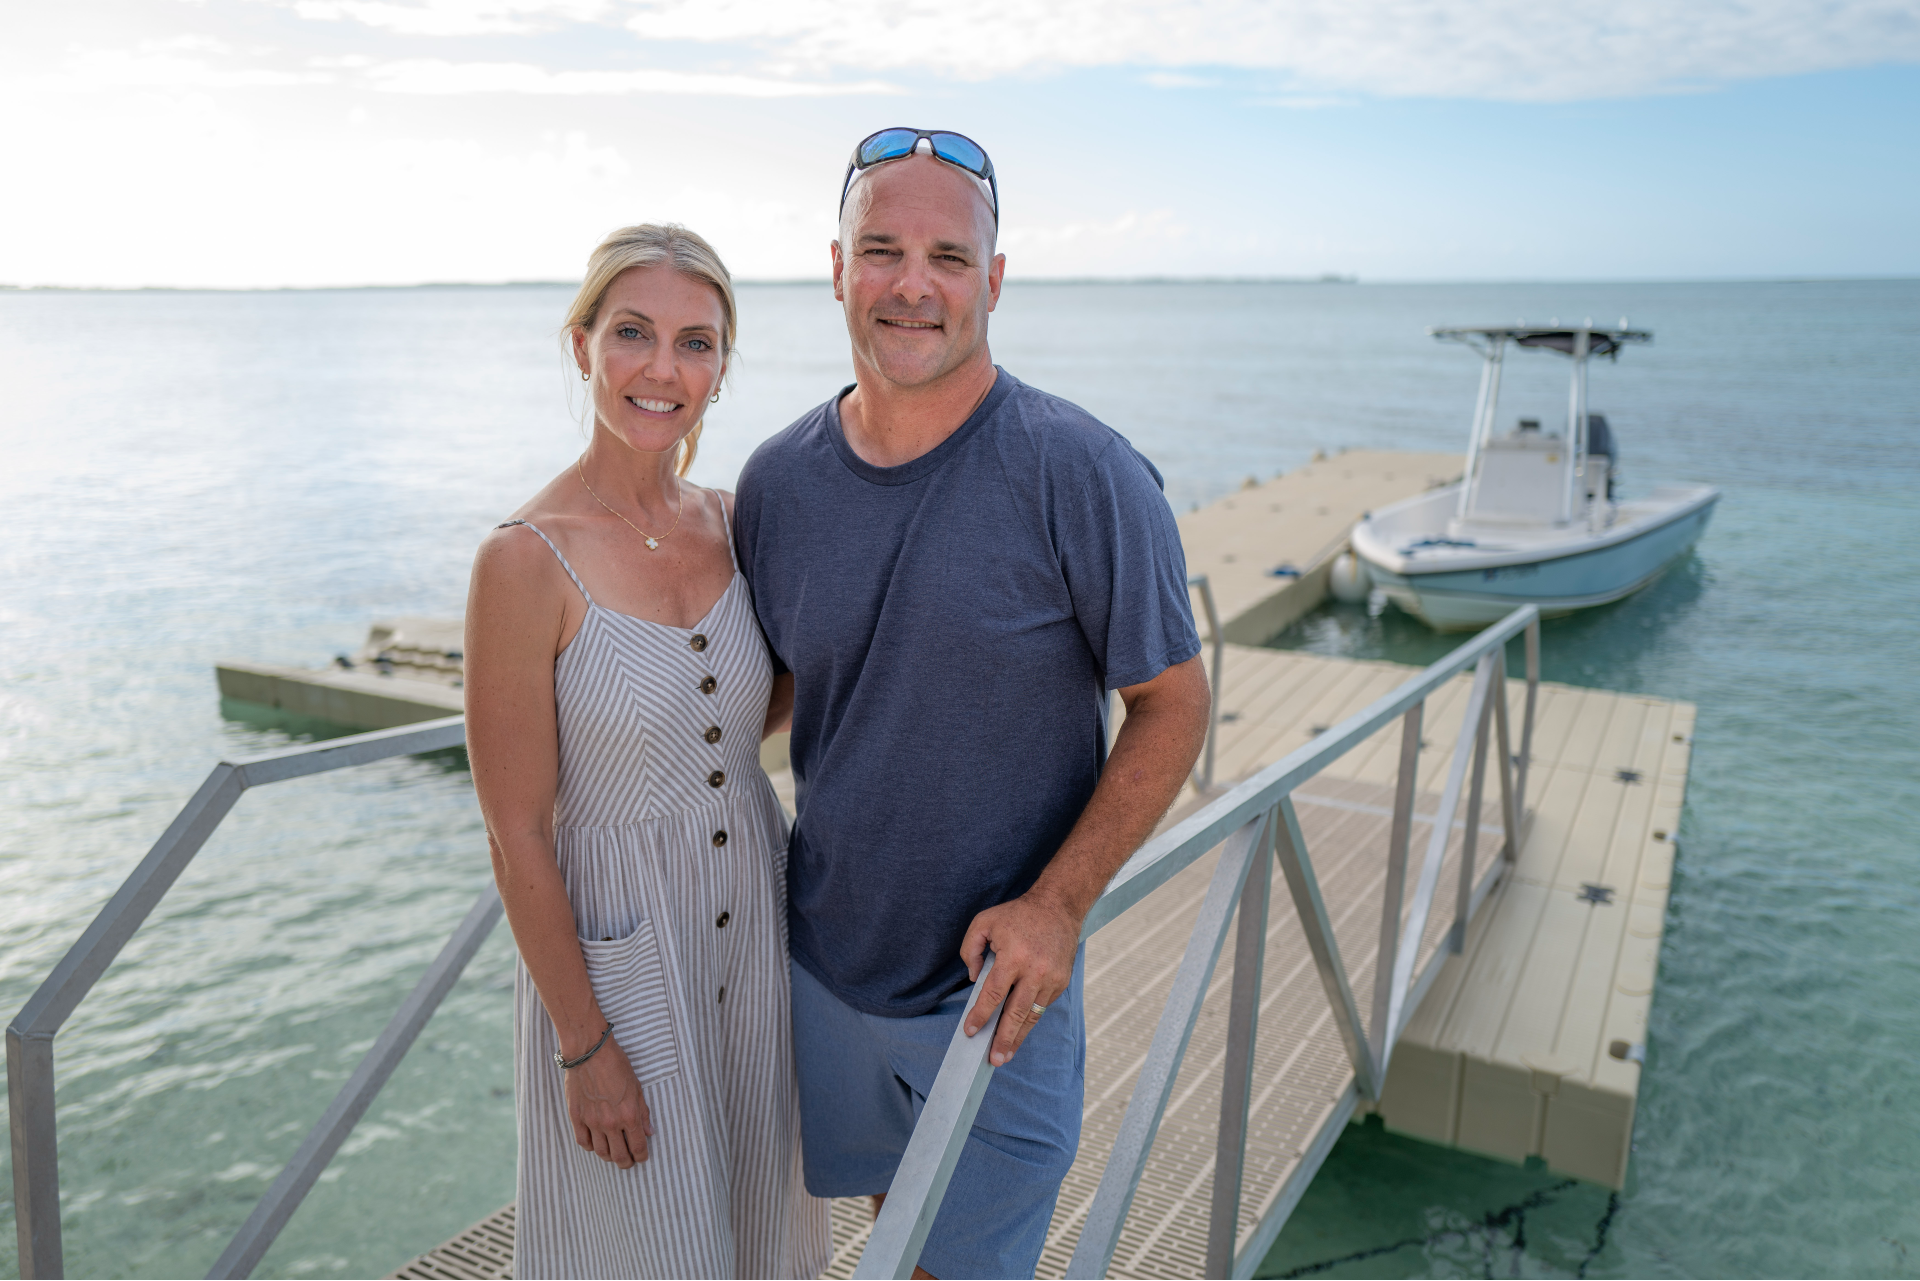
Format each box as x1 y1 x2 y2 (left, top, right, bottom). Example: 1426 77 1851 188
733 127 1210 1279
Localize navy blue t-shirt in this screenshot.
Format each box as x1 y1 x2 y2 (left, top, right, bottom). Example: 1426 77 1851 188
734 369 1200 1017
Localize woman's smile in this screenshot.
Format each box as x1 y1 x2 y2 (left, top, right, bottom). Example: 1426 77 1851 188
627 395 683 416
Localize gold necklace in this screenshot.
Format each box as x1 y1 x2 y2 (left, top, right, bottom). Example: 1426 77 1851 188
577 458 684 551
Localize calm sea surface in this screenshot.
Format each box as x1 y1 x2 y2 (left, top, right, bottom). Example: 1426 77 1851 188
1 280 1916 1278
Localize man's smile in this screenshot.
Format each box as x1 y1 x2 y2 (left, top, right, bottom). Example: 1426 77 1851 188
878 318 941 329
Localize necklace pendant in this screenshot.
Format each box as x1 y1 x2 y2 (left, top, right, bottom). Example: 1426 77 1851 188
645 536 659 550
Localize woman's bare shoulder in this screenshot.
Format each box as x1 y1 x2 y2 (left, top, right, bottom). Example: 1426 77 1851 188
474 515 561 580
471 473 587 608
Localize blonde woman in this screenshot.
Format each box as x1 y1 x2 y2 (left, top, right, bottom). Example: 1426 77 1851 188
465 224 827 1279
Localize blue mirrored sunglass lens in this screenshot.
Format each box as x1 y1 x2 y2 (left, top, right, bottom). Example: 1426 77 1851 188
858 130 920 166
928 133 987 174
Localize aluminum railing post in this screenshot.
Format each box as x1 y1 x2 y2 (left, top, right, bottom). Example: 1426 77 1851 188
14 763 246 1045
1452 690 1493 954
1272 797 1374 1098
1520 618 1540 815
1065 815 1267 1281
1492 651 1521 861
8 1027 62 1278
1382 652 1496 1054
1206 810 1273 1278
1187 574 1224 793
1371 704 1421 1080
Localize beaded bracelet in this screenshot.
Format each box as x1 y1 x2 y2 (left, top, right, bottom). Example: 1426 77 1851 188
554 1022 613 1070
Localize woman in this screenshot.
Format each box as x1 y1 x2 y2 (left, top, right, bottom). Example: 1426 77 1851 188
464 224 828 1279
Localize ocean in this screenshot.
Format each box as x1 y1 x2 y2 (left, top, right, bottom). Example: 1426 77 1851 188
1 279 1915 1278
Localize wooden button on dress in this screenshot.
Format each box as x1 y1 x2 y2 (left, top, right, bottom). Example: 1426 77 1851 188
711 830 727 847
707 770 726 788
698 676 718 695
715 911 731 929
690 634 708 652
704 725 722 744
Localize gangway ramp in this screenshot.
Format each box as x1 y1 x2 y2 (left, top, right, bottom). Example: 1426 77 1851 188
387 619 1691 1281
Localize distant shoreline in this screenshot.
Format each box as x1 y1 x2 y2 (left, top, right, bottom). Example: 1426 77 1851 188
4 274 1916 294
0 275 1357 293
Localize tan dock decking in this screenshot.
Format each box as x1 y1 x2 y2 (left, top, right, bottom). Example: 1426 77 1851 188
394 642 1692 1280
1174 449 1460 643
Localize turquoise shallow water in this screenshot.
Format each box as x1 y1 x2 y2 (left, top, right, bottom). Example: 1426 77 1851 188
2 280 1916 1278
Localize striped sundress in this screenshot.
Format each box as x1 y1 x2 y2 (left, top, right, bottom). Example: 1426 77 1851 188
505 515 829 1280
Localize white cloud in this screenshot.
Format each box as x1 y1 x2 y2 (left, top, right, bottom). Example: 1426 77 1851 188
243 0 1920 101
24 39 898 101
289 0 611 36
360 58 899 96
0 92 790 287
622 0 1920 102
3 0 1913 287
40 40 334 91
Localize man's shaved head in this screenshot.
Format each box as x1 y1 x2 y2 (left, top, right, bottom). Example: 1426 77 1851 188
838 150 998 258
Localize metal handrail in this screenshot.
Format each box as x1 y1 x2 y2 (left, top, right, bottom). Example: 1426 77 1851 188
7 715 486 1280
855 605 1542 1279
1187 574 1224 792
9 606 1545 1280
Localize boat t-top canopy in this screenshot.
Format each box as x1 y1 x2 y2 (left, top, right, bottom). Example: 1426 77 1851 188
1430 324 1653 527
1431 326 1652 359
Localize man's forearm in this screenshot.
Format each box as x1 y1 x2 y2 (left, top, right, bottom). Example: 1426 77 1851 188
959 656 1210 1058
1031 658 1211 922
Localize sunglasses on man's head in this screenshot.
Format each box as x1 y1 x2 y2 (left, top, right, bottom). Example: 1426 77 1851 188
839 128 999 227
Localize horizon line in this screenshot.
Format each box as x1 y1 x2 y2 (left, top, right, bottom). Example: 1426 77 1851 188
4 273 1917 294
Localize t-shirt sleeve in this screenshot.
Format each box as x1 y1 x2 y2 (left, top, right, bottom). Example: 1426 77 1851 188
731 453 790 677
1058 438 1203 691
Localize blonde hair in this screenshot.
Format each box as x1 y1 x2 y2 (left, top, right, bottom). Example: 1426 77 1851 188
566 223 737 477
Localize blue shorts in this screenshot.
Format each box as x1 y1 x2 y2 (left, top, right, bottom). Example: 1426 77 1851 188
790 950 1087 1279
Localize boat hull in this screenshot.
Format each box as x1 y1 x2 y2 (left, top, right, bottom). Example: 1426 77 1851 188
1359 491 1718 630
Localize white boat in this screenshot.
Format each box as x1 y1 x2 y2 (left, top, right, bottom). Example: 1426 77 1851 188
1348 325 1719 631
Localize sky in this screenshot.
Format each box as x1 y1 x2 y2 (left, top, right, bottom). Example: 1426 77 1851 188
3 0 1918 287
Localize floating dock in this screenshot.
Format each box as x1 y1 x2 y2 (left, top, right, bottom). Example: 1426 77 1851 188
216 618 464 729
1174 449 1462 642
231 450 1689 1280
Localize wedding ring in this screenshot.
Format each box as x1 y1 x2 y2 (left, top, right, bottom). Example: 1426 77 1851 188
1030 1003 1048 1016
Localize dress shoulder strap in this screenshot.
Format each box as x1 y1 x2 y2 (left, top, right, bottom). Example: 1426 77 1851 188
713 489 740 574
496 519 594 607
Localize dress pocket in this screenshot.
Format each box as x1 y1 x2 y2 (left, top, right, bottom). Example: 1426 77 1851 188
578 920 682 1085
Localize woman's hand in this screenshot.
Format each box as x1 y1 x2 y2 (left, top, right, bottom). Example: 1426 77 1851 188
565 1038 653 1167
